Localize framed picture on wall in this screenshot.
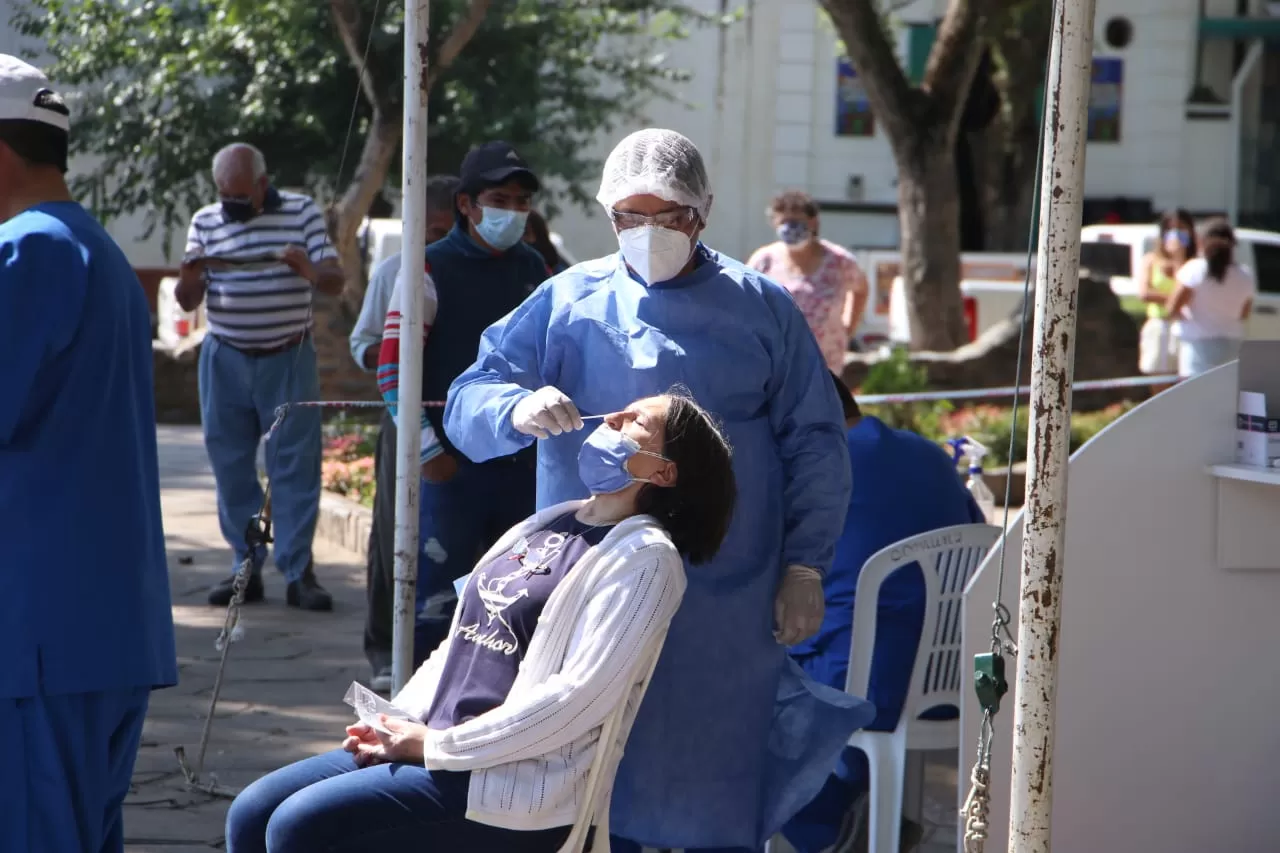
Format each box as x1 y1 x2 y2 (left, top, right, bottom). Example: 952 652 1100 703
1088 57 1123 142
836 59 875 137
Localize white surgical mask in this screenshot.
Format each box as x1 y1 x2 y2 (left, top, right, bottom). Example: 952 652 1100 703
475 207 529 251
617 225 693 285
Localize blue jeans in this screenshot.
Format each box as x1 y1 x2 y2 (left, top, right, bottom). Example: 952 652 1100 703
0 687 150 853
225 749 570 853
414 457 535 663
198 334 322 582
609 839 757 853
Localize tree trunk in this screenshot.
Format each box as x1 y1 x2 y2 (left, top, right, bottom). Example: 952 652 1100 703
975 0 1053 251
897 131 971 351
326 108 403 318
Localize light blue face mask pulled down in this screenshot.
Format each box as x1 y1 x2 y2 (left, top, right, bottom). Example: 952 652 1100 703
475 206 529 251
577 424 668 495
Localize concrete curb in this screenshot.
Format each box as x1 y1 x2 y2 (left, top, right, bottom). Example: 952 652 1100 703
316 490 372 559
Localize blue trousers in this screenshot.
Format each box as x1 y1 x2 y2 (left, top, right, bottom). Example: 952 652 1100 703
199 334 322 582
610 840 757 853
413 457 535 663
226 749 570 853
0 687 150 853
782 600 956 853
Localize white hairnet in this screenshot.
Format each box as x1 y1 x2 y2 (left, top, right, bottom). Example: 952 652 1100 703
596 128 712 220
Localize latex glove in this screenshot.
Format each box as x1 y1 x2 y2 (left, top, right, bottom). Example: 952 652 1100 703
774 565 824 646
512 386 584 439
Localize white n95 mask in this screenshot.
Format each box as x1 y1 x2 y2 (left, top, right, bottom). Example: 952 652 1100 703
617 225 693 285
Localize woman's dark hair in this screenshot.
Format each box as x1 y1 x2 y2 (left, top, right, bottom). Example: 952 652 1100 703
635 391 736 565
770 189 818 219
1201 218 1235 282
1156 208 1198 260
829 371 861 423
523 210 564 271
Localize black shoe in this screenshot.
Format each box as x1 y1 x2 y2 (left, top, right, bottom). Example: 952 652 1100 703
207 572 265 606
286 564 333 611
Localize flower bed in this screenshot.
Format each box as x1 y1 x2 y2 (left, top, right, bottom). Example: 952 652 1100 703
321 421 378 508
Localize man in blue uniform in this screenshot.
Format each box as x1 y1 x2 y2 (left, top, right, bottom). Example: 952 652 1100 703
444 128 873 852
783 374 985 853
379 142 550 664
0 55 178 853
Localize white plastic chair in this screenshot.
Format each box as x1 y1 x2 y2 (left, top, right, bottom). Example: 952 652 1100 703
844 523 1000 853
559 629 671 853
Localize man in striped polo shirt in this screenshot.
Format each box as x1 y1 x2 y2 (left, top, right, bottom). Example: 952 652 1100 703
176 142 344 612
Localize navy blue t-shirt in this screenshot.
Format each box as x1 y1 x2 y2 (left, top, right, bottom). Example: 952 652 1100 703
426 511 613 729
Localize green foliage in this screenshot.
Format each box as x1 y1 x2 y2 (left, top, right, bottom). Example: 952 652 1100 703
859 346 954 437
11 0 717 245
936 402 1136 467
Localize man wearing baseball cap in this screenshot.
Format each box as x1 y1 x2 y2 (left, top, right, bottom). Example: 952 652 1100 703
0 55 177 851
376 141 549 666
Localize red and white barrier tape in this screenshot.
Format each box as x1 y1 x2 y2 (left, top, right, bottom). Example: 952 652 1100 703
856 374 1177 407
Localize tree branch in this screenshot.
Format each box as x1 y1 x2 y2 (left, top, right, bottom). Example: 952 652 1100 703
429 0 494 85
330 0 392 111
921 0 995 119
819 0 917 147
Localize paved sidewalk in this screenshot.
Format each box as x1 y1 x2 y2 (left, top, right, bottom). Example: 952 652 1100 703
125 427 371 852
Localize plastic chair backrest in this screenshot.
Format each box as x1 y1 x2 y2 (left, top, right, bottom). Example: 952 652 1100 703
557 629 669 853
844 524 1001 724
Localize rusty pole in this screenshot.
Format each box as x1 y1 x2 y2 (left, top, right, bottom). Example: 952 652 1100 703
1007 0 1096 850
392 0 430 695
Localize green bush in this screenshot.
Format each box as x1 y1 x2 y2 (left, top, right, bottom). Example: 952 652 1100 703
859 347 954 438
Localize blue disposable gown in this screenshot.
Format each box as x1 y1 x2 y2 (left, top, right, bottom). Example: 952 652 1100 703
445 245 874 849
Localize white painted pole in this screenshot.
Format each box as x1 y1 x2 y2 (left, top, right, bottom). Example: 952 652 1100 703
1007 0 1096 850
392 0 430 695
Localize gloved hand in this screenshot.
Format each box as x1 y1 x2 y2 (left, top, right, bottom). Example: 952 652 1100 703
512 386 584 439
774 564 824 646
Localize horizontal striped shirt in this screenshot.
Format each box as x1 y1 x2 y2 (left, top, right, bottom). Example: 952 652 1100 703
184 190 337 349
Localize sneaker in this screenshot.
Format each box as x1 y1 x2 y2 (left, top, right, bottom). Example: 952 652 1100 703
208 572 265 606
286 562 333 611
370 666 393 693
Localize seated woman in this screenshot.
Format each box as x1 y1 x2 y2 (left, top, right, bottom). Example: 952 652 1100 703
225 392 737 853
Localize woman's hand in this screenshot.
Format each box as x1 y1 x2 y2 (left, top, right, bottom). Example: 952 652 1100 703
347 716 430 765
343 722 386 767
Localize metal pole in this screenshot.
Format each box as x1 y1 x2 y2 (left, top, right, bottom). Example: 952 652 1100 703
392 0 430 695
1007 0 1096 850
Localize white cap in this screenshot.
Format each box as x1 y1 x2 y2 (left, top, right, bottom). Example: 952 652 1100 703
596 128 712 220
0 55 70 132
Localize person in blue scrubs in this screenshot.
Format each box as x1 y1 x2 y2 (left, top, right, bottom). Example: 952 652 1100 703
783 373 985 853
0 55 178 853
444 128 874 852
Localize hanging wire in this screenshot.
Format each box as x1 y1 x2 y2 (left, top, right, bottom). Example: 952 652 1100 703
961 2 1060 847
175 0 387 798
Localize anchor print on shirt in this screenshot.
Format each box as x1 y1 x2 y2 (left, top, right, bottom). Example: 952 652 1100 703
461 533 567 656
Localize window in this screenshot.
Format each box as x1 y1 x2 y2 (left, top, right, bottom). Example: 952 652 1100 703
1251 242 1280 294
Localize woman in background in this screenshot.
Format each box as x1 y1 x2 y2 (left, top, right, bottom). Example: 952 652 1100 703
748 190 868 373
1135 208 1197 379
1166 219 1256 378
524 210 570 274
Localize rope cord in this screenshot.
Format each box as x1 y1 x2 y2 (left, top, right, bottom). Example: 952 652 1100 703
962 4 1059 848
176 0 386 798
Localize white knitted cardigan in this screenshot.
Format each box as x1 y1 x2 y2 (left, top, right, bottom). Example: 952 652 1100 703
393 500 686 850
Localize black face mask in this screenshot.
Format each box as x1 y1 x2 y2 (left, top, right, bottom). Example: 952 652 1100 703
221 198 256 222
220 186 281 223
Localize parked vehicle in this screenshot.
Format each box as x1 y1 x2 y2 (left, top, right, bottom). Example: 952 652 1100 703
1080 223 1280 339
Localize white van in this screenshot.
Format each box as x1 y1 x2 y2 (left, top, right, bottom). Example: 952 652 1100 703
1080 223 1280 339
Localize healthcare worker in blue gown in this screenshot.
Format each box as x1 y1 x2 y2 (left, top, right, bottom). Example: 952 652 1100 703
445 128 875 852
0 55 178 853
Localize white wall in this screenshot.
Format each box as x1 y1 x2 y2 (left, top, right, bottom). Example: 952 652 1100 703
960 362 1280 852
